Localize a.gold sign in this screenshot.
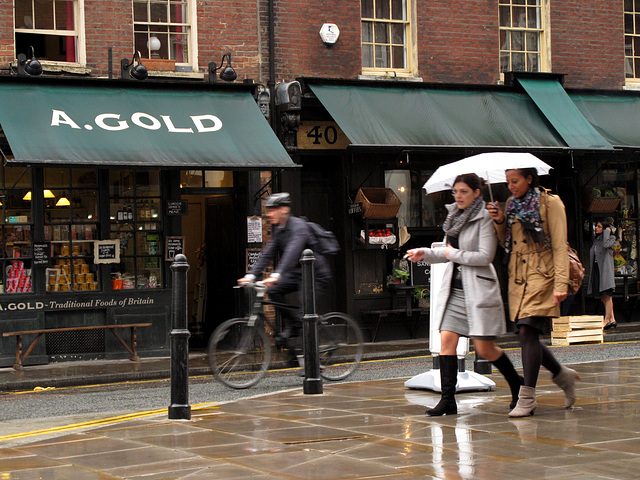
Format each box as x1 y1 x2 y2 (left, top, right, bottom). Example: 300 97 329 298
297 121 351 149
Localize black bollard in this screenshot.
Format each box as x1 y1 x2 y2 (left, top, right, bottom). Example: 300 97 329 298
169 253 191 420
300 248 322 394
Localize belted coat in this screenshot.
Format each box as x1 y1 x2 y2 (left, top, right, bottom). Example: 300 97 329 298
494 190 570 322
421 203 506 337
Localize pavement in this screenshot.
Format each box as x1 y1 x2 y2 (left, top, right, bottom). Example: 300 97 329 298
1 324 640 479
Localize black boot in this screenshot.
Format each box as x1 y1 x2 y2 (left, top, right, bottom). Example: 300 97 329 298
427 355 458 416
492 353 524 409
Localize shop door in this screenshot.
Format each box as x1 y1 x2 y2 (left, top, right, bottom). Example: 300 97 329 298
204 195 237 337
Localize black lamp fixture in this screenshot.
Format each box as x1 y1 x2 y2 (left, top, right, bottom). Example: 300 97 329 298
17 46 43 77
207 53 237 83
121 51 148 80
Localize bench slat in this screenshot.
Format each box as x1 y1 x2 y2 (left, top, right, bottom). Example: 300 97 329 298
3 323 152 337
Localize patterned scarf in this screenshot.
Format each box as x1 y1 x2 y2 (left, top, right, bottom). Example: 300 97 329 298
442 196 484 238
504 187 549 253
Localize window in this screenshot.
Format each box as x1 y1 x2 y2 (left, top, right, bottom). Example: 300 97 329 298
385 169 448 229
499 0 543 73
180 170 233 189
133 0 192 64
44 168 99 293
625 0 640 79
0 165 33 294
361 0 410 74
14 0 83 63
110 169 162 290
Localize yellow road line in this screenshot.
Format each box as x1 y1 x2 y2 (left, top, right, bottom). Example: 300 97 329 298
0 402 218 443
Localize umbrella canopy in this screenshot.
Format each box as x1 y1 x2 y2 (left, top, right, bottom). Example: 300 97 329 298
423 152 552 200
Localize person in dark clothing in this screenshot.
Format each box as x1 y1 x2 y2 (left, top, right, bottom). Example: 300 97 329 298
238 192 331 346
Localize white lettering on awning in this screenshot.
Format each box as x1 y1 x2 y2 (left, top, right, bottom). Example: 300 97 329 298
95 113 128 131
192 114 223 132
51 110 81 129
131 112 162 130
161 115 193 133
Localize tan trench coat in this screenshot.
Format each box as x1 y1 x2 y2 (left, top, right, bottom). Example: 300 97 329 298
494 191 570 322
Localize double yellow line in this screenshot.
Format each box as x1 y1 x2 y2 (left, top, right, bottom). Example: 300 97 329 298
0 402 218 443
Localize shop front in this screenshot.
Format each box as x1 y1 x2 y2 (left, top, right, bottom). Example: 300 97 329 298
0 76 294 367
289 75 630 340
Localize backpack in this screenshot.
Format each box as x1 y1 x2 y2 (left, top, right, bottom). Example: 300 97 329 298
567 246 585 295
306 220 340 256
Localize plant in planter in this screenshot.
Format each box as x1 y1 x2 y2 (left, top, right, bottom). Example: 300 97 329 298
392 268 410 284
413 287 430 308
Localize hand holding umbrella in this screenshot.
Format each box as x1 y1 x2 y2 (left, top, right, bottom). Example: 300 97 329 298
487 200 505 224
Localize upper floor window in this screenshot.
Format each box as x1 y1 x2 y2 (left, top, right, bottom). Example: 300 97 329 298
361 0 410 74
499 0 543 73
133 0 192 64
625 0 640 79
14 0 83 63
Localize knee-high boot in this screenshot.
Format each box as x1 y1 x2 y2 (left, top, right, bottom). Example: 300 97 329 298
492 353 524 409
427 355 458 416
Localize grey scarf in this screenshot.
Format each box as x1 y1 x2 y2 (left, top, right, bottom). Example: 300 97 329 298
442 196 484 238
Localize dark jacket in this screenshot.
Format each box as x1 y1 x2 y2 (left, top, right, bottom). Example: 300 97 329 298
250 215 331 286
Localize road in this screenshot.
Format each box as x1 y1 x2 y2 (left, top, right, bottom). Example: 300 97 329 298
1 340 639 447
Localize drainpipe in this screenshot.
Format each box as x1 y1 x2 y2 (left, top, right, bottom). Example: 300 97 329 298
268 0 276 125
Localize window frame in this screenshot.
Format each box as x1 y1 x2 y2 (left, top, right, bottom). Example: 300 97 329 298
625 0 640 84
14 0 86 67
361 0 415 78
132 0 197 68
498 0 549 75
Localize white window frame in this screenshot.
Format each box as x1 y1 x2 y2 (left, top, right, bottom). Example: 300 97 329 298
14 0 86 67
498 0 550 75
132 0 197 69
625 0 640 86
361 0 416 78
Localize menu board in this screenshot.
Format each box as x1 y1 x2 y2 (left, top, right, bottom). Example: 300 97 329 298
33 242 50 266
166 200 188 216
94 239 121 264
166 236 185 260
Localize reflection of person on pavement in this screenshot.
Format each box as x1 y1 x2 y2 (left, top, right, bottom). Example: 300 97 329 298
406 173 522 416
238 193 331 350
588 219 616 329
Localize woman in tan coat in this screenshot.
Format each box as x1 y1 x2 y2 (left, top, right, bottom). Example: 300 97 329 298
488 168 579 417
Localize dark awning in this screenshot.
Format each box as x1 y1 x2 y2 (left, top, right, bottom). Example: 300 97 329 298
569 92 640 149
0 80 294 169
308 83 568 149
517 78 614 151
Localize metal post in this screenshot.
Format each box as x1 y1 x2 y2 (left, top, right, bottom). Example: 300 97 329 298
169 254 191 419
300 249 322 394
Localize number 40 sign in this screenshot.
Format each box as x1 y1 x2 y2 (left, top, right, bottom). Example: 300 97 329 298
297 121 350 150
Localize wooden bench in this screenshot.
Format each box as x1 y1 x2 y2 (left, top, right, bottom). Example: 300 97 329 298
361 308 427 342
2 323 152 370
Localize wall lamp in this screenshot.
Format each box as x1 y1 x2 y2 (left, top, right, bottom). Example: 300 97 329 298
207 53 237 83
17 46 43 77
121 51 148 80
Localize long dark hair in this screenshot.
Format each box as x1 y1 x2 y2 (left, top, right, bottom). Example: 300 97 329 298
508 167 539 188
596 218 612 236
453 173 485 191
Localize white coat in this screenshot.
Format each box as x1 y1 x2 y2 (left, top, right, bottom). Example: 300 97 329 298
421 203 506 337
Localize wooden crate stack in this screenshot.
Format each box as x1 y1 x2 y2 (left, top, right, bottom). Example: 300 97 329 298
551 315 604 346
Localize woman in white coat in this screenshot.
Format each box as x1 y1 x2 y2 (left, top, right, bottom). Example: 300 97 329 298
407 173 522 416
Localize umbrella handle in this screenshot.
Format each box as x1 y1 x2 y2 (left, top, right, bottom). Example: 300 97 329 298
486 173 495 204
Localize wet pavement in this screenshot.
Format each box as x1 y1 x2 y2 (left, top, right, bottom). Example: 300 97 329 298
2 338 640 478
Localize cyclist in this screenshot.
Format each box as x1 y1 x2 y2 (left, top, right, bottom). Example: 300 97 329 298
238 192 331 352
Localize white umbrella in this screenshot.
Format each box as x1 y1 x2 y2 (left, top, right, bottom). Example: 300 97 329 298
423 152 552 202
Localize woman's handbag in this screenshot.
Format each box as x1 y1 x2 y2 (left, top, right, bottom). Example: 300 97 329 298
567 246 585 295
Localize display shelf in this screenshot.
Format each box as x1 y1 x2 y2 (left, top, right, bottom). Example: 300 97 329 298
354 218 399 249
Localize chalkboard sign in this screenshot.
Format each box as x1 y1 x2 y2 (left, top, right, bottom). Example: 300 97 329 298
94 240 120 264
33 242 50 266
410 260 430 286
247 248 262 271
166 236 185 260
166 200 188 216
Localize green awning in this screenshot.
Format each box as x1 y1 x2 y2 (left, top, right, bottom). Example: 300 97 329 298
0 82 294 168
569 93 640 148
308 83 568 149
517 78 613 151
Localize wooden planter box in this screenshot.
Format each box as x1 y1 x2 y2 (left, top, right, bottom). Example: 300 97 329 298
142 58 176 71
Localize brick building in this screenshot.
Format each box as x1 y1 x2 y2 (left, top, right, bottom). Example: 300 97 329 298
0 1 639 367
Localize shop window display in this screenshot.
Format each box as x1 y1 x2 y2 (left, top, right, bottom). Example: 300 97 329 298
44 167 99 292
109 169 162 290
0 166 33 294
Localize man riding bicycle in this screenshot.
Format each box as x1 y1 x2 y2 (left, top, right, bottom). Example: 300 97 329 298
238 192 331 351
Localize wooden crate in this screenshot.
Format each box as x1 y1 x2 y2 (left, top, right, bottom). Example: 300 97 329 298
551 315 604 346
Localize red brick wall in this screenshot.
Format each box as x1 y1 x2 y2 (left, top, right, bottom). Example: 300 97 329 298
417 2 500 84
0 2 13 68
550 1 625 89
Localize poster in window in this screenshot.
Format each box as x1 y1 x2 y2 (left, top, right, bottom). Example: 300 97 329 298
94 239 121 264
166 236 185 261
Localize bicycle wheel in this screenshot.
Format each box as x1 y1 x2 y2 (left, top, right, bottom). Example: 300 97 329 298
208 317 271 389
317 312 363 381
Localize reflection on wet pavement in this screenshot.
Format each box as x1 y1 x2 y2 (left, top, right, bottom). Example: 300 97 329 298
2 358 640 479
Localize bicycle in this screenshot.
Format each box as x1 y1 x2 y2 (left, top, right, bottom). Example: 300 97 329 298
208 281 364 389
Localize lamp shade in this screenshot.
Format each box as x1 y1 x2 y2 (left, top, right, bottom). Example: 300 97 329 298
56 195 70 207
